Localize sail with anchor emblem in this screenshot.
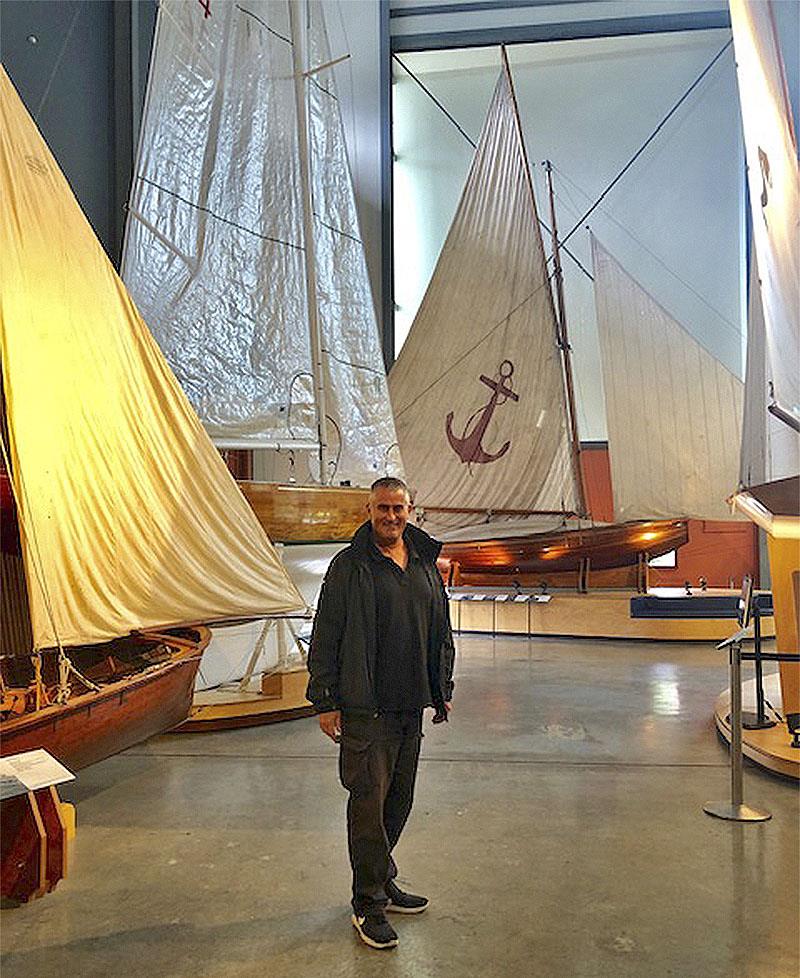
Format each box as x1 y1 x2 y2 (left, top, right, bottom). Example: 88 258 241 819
389 60 579 530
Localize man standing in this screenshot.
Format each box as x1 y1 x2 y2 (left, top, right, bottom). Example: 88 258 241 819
307 477 455 950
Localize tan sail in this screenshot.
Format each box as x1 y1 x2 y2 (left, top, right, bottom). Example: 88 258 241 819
0 66 304 651
591 235 743 522
389 65 578 529
730 0 800 481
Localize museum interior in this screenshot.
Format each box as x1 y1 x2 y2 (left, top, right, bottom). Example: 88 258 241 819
0 0 798 975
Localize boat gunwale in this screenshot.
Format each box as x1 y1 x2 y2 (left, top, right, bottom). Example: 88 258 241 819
0 626 211 735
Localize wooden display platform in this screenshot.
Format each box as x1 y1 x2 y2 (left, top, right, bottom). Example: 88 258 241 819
714 674 799 780
175 667 313 732
450 588 776 641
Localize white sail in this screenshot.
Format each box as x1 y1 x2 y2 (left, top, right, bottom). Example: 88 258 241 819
592 236 744 522
123 0 308 447
0 65 304 650
122 0 399 484
730 0 800 481
305 2 403 484
739 252 769 487
388 66 579 529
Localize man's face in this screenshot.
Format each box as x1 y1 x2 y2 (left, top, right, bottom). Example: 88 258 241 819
368 487 412 547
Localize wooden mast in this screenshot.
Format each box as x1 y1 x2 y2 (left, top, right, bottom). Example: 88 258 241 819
543 159 588 517
289 0 329 484
499 46 588 517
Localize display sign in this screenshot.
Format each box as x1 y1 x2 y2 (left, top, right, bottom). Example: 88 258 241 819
0 750 75 801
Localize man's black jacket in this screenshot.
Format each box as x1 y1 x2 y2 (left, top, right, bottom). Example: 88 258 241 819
306 521 455 714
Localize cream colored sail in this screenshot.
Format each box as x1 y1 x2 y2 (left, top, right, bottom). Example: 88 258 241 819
740 253 769 487
122 0 400 486
592 236 743 521
730 0 799 482
0 66 304 650
389 66 578 529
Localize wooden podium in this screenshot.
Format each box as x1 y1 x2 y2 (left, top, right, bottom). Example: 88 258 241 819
0 750 75 903
1 787 70 903
732 476 800 735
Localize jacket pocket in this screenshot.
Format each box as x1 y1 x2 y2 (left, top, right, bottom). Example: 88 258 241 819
339 736 373 796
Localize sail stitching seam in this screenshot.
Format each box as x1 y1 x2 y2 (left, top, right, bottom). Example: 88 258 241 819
137 176 305 251
322 349 385 376
313 213 361 244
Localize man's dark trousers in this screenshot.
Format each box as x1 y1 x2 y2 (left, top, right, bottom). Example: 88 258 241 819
339 710 422 914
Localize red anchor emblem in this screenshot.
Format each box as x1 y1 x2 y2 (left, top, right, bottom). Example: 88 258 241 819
446 360 519 465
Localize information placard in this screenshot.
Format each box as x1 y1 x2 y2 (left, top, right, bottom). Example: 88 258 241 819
0 750 75 801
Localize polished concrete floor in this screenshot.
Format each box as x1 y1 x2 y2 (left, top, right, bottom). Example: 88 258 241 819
2 635 798 978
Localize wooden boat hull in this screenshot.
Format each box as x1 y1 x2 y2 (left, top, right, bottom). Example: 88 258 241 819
239 481 368 543
441 519 689 586
0 627 209 771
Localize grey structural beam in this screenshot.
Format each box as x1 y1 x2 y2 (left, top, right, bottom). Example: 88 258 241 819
391 10 731 52
380 0 396 370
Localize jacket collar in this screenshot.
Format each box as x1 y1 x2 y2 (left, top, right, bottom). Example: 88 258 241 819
351 520 442 561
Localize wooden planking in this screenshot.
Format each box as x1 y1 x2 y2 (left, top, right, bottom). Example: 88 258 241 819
0 630 207 770
714 675 799 780
767 534 800 717
443 520 687 576
239 482 369 543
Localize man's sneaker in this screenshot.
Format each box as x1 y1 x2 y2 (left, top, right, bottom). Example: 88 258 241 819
351 911 399 949
386 879 429 914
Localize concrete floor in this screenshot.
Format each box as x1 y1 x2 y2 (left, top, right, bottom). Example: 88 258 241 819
2 635 798 978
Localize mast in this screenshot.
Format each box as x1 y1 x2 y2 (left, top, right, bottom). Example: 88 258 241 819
499 44 587 517
543 159 588 518
289 0 329 484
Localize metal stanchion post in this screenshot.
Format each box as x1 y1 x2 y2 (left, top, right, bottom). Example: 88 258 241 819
742 605 776 730
704 630 771 822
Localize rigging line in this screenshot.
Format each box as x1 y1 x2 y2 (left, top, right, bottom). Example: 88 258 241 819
335 0 359 180
235 4 292 45
313 212 361 244
553 170 743 340
322 348 385 376
34 3 82 120
137 176 305 251
324 414 343 479
542 200 593 280
561 39 734 247
395 270 556 420
392 55 589 279
392 54 478 148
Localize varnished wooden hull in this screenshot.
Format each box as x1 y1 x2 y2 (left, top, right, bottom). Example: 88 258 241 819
239 481 368 543
442 519 688 586
0 627 208 771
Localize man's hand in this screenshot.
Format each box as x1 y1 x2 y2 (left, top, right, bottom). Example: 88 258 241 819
432 702 452 724
318 710 342 742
